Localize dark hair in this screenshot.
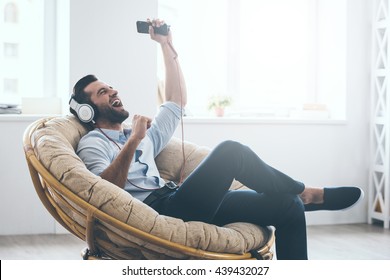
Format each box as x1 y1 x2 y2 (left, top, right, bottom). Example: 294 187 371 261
69 74 99 121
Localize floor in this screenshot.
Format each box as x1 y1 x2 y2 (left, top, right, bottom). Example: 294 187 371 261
306 223 390 259
0 223 389 260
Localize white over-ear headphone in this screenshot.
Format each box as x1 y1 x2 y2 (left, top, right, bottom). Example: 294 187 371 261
69 98 95 123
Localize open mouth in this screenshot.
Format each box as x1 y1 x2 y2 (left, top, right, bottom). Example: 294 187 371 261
111 99 122 107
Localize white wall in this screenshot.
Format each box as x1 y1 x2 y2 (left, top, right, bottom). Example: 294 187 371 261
0 0 372 235
0 116 56 234
69 0 158 117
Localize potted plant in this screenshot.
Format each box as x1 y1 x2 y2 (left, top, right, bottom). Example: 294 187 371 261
207 95 232 117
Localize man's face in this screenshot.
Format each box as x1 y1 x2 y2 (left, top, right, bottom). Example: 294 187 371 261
85 80 129 124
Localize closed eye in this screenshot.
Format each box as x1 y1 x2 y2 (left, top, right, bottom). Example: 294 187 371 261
97 86 114 96
97 88 107 95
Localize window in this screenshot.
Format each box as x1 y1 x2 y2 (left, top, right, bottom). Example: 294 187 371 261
158 0 346 119
4 2 18 23
3 78 18 95
0 0 69 113
3 42 18 57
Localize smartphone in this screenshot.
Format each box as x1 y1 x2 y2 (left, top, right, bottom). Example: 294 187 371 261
136 21 170 36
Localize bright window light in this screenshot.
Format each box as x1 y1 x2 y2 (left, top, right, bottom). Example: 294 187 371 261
0 0 69 114
158 0 346 119
0 0 44 105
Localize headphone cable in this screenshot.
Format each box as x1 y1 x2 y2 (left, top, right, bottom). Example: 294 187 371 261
96 126 160 191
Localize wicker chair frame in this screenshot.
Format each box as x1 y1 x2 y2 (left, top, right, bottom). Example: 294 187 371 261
23 117 275 260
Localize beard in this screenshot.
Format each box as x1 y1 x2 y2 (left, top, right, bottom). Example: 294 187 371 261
96 104 129 124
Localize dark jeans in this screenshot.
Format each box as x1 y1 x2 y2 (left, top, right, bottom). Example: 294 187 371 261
150 140 308 260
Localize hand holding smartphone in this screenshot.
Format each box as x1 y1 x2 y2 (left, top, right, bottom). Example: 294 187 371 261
136 21 170 36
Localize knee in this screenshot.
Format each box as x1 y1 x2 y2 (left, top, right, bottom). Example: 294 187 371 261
289 195 305 215
274 194 305 225
284 195 306 226
284 194 305 214
215 140 245 154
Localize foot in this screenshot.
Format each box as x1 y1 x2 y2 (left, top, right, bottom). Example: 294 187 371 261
301 186 364 211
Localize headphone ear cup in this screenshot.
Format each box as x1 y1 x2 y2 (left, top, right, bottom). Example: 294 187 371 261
77 104 95 123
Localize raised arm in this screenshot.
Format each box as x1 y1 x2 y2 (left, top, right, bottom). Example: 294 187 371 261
149 19 187 108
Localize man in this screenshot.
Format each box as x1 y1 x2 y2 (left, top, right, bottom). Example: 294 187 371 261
70 19 363 260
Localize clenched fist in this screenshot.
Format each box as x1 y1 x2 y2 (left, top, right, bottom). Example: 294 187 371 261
131 114 152 141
